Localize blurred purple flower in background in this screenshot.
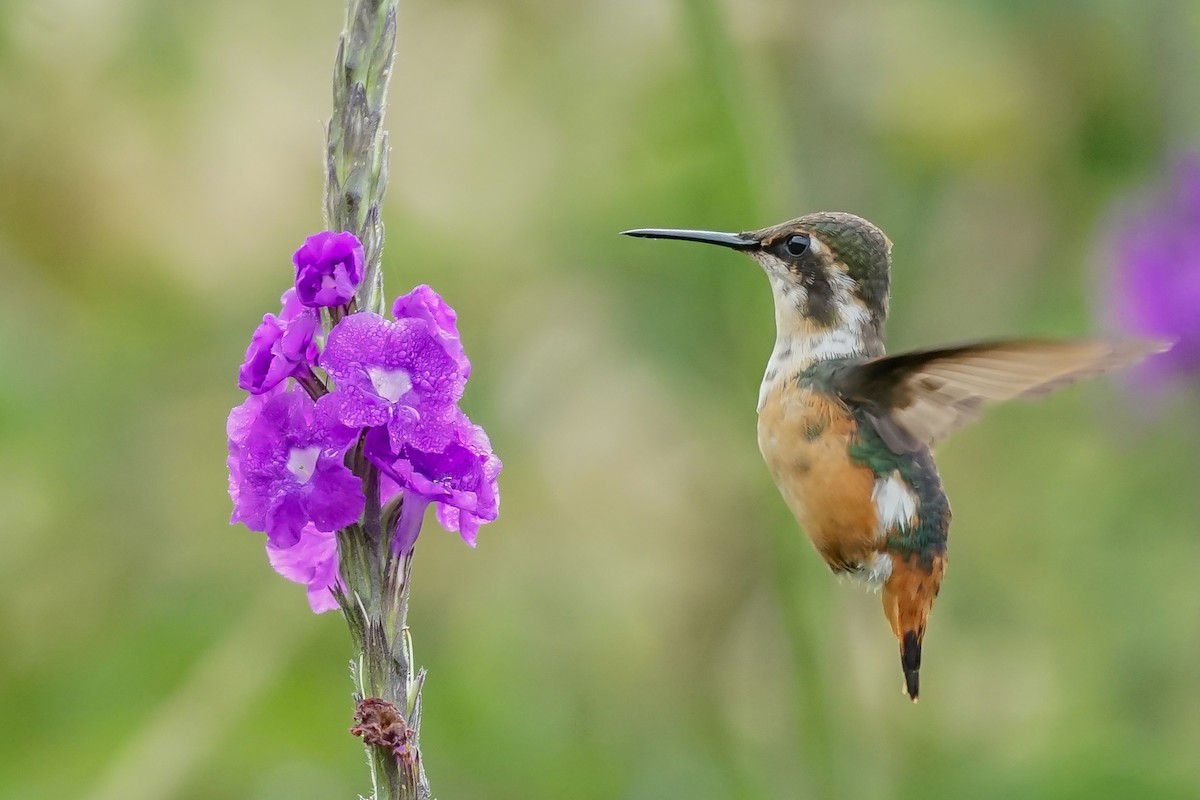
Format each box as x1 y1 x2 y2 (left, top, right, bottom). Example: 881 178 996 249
293 230 365 308
1107 155 1200 384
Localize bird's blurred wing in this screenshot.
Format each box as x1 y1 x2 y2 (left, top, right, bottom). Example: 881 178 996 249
833 338 1168 452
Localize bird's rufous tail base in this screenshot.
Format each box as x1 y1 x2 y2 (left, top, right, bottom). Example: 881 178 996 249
882 552 945 702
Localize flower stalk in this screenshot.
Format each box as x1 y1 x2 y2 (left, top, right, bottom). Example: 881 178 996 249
326 0 398 319
227 3 500 800
325 4 434 797
339 539 430 799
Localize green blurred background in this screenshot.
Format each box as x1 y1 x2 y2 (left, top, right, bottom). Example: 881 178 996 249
1 0 1198 798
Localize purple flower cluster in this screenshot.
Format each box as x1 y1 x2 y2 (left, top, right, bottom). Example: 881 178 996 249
227 232 501 612
1108 154 1200 383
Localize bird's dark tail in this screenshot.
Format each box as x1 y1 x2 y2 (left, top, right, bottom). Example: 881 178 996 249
901 630 922 701
881 551 946 703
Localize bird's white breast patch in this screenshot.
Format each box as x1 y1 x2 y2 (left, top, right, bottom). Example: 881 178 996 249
873 470 917 538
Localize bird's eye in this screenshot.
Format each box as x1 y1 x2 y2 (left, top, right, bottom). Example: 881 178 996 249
783 234 810 257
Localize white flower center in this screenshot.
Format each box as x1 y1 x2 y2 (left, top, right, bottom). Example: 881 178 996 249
286 446 321 484
369 367 412 403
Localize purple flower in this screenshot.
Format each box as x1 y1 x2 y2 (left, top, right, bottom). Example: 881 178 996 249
238 290 319 394
392 285 470 378
267 523 343 613
227 388 364 548
321 312 467 453
1108 155 1200 382
278 287 308 321
367 410 501 551
226 389 275 509
293 231 365 308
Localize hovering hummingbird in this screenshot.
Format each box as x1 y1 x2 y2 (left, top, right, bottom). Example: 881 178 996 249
622 212 1166 701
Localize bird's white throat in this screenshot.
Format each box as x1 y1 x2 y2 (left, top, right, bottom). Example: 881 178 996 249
757 273 872 411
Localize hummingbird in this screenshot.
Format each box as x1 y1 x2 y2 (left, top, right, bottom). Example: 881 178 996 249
622 212 1166 701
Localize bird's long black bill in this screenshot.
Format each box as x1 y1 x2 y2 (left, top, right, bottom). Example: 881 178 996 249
620 228 757 250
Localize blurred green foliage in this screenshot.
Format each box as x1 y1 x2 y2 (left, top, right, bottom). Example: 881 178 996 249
1 1 1198 798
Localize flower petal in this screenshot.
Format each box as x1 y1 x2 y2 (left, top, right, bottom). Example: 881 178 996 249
305 457 366 531
392 284 470 378
293 231 365 308
266 524 343 614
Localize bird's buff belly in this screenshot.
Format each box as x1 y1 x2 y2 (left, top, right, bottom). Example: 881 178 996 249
757 387 879 571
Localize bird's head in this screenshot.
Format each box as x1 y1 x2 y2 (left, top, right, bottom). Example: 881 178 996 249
623 211 892 338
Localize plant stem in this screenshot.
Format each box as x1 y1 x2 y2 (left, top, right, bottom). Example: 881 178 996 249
339 532 431 800
326 0 398 318
325 2 431 798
